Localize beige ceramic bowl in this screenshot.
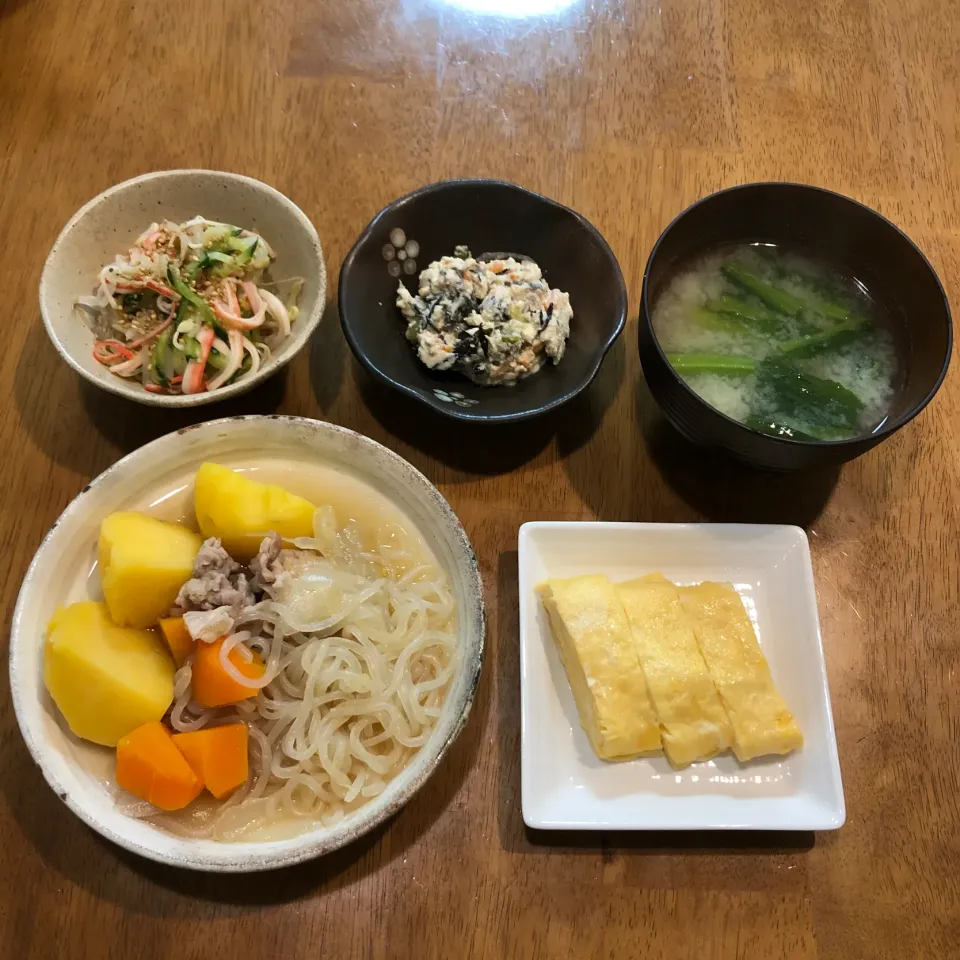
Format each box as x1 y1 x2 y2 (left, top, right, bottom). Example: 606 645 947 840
10 417 485 871
40 170 327 406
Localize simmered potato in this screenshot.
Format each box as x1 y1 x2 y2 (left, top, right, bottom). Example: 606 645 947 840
194 462 315 561
99 512 202 628
44 602 175 746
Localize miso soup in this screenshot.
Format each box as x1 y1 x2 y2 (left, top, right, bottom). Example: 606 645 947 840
651 244 898 440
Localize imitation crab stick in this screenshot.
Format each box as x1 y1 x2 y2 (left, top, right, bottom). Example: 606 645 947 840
191 637 265 708
172 724 249 799
114 278 177 299
181 325 216 394
93 339 136 364
212 278 267 331
115 721 203 811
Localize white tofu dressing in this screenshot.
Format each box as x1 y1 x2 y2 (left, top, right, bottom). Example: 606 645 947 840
396 246 572 386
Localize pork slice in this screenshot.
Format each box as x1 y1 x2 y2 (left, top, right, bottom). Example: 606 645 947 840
176 537 258 611
249 532 300 592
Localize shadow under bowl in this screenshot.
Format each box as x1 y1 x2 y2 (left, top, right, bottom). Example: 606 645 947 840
639 182 952 471
339 179 626 423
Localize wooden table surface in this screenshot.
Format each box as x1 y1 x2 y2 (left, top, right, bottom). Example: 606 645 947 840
2 0 959 957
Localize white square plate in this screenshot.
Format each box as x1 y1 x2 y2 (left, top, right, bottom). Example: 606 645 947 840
518 522 844 831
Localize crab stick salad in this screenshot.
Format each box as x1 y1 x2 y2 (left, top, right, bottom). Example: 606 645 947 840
76 217 302 395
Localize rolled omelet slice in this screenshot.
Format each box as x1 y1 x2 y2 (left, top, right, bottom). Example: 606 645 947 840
616 574 732 767
537 575 661 760
679 582 803 761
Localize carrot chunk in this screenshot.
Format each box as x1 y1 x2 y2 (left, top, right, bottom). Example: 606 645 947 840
159 616 194 668
191 637 264 708
115 720 203 811
172 724 249 799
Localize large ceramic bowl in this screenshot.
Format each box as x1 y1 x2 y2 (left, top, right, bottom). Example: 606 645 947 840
639 182 953 470
10 417 485 871
339 179 627 422
40 170 327 407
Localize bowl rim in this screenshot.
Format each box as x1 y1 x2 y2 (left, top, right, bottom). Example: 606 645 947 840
640 180 954 447
339 177 627 423
39 169 327 408
9 415 486 872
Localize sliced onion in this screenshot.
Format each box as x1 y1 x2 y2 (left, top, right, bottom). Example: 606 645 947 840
184 606 236 641
134 222 161 246
109 349 144 377
257 287 290 338
172 317 197 351
206 329 244 390
237 336 261 380
241 281 262 314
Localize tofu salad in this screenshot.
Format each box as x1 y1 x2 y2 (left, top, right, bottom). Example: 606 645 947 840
396 247 572 386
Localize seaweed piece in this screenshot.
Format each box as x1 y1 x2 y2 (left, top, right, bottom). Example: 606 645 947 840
119 292 144 313
419 295 443 331
455 326 487 360
540 302 554 330
448 295 478 328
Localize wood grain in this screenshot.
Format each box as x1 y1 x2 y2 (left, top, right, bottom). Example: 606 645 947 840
1 0 959 957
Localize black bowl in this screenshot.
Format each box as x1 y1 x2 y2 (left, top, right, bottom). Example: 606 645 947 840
340 180 626 422
639 182 953 470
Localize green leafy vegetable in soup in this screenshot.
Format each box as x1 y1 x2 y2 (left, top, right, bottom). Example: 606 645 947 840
652 244 897 440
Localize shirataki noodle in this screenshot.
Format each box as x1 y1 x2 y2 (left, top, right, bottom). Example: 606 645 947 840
151 505 458 840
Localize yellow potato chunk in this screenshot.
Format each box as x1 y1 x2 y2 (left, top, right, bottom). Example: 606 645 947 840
44 602 175 746
99 512 202 628
194 462 316 562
